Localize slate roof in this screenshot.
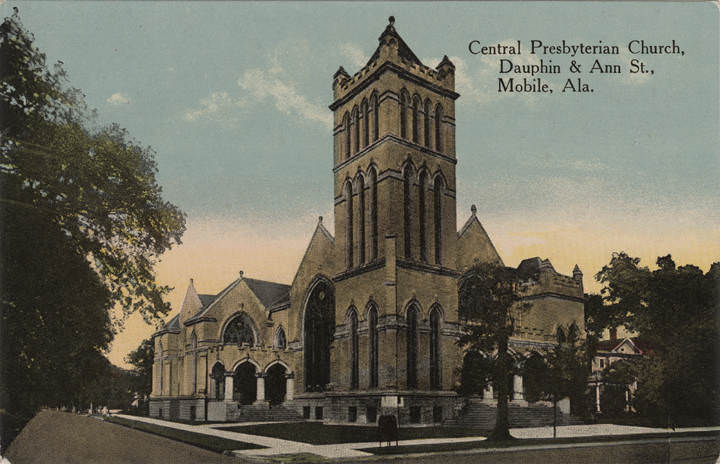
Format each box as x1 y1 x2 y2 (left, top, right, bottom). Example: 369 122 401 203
198 294 215 308
243 278 291 309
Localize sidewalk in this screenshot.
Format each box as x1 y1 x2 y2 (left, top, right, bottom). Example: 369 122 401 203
112 414 720 460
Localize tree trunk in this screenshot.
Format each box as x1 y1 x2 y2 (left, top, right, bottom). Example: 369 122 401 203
488 336 513 441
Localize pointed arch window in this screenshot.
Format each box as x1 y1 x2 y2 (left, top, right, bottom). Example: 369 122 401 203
368 305 379 388
403 165 413 259
345 181 354 269
304 280 335 392
353 107 360 154
435 104 443 152
357 175 366 265
424 100 431 147
406 305 419 389
362 99 369 148
412 96 420 143
223 313 256 346
349 309 359 390
400 90 409 139
372 93 379 141
418 170 428 262
434 175 444 265
275 327 287 350
344 112 351 159
368 167 378 261
430 307 442 389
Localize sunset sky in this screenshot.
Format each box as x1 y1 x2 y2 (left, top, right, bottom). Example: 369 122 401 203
5 2 718 367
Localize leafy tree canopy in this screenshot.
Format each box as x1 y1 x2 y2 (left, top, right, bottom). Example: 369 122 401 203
0 10 185 446
457 261 532 440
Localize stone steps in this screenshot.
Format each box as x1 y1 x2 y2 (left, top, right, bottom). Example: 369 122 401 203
228 405 301 422
457 401 584 429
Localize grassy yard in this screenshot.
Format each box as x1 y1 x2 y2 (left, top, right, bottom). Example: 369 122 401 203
106 415 265 453
218 422 489 445
359 430 720 455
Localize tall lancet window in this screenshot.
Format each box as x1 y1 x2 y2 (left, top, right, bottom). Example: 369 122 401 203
403 165 413 259
412 96 420 143
418 170 428 262
191 332 198 394
368 305 379 388
406 305 419 389
435 104 443 152
352 107 360 155
368 167 378 261
371 93 379 141
430 307 442 389
349 309 359 390
357 174 366 265
344 112 351 159
362 99 369 148
434 175 444 265
424 100 431 147
400 90 409 139
345 181 354 269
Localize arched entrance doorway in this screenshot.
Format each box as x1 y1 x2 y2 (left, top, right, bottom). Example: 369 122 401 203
265 364 287 405
303 279 335 392
234 362 257 405
211 362 226 400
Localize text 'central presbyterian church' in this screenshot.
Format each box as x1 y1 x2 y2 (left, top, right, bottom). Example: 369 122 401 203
150 18 585 425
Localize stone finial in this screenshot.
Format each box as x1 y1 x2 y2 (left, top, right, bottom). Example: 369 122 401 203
471 204 477 215
239 270 244 279
190 278 194 286
318 215 323 223
389 16 395 26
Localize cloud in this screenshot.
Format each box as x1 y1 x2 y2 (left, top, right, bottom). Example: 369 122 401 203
106 92 130 105
182 91 248 123
237 65 332 130
339 43 369 70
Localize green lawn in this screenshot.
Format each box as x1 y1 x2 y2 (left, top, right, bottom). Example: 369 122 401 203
218 422 489 445
359 430 720 455
106 415 266 453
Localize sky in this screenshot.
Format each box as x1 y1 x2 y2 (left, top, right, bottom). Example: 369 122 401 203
4 2 718 367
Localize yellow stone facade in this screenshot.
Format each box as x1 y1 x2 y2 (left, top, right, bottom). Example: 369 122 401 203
150 18 585 425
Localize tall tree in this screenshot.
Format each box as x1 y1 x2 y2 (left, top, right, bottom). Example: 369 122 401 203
595 253 719 426
458 262 531 441
126 338 155 401
0 10 185 446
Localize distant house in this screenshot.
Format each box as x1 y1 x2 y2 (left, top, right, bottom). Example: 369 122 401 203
591 332 646 414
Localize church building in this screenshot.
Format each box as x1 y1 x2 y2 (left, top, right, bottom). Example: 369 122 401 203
149 18 585 425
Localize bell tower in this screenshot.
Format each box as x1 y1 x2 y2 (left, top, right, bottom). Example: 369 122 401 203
328 17 463 395
329 16 460 272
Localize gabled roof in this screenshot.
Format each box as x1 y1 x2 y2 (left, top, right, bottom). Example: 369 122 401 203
596 337 644 355
182 275 291 324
